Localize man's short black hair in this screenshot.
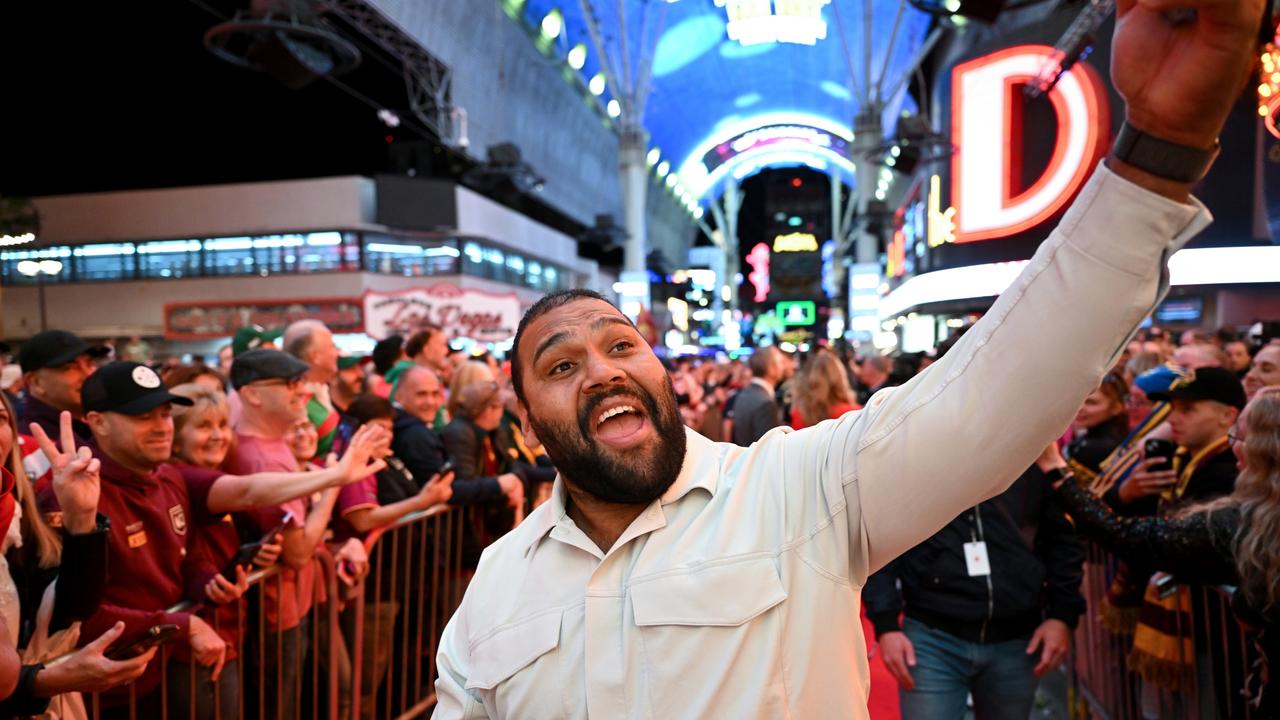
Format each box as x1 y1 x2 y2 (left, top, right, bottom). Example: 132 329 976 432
510 289 618 407
405 325 443 359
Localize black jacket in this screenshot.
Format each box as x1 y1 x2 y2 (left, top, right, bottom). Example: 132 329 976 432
864 466 1085 643
392 408 504 506
439 417 509 507
729 383 780 446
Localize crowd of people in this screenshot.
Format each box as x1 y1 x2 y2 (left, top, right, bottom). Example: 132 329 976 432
0 312 1275 719
0 321 546 719
0 308 1275 719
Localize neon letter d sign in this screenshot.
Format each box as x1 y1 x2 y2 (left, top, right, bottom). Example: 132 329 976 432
952 45 1110 242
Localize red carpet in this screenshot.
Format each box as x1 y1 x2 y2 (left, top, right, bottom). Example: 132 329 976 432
863 608 902 720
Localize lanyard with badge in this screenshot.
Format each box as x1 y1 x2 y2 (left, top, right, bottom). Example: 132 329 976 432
964 506 991 577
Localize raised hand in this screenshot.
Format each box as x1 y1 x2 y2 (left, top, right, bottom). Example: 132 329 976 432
333 424 390 485
1113 0 1266 148
30 412 99 534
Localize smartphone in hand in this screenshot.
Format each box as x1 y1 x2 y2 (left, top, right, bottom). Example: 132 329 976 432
106 624 181 661
1144 439 1178 473
222 511 293 580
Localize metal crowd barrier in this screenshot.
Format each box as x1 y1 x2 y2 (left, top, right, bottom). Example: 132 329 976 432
51 504 466 720
1071 541 1263 720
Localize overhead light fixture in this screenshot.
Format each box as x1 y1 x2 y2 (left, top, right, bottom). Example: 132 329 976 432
540 9 563 39
588 73 607 96
656 160 670 178
607 99 621 118
204 4 362 89
0 233 36 247
715 0 831 46
567 42 587 70
647 148 661 166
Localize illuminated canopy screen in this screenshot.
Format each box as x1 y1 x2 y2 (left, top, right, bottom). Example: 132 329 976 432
519 0 932 202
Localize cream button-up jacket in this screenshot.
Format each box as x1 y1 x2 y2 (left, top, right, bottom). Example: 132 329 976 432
433 166 1210 719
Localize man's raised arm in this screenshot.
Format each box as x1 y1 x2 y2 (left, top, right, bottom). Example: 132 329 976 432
846 0 1262 578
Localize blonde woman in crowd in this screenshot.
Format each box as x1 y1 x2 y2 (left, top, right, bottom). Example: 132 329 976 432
790 348 860 430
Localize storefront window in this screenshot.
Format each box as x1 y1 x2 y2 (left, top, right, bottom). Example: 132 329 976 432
363 234 460 276
138 240 202 279
0 230 569 291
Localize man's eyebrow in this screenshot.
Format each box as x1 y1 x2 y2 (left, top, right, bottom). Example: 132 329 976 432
532 331 571 367
531 316 635 367
592 316 635 333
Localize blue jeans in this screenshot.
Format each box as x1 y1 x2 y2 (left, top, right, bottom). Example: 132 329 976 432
898 617 1038 720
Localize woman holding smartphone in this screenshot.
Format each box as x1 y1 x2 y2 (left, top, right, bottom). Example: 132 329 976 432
1041 387 1280 716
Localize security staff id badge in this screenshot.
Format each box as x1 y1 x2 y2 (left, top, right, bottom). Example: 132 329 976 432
964 541 991 576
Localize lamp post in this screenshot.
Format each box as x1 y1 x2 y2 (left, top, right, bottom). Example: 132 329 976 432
15 259 63 333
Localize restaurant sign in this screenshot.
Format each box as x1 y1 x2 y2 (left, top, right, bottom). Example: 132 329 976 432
363 284 522 341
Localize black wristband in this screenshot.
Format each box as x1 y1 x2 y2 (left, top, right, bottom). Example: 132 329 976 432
1043 466 1074 486
1112 122 1220 184
0 663 52 716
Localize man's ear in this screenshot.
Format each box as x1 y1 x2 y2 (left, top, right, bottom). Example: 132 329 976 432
85 411 107 437
517 402 539 448
24 372 43 400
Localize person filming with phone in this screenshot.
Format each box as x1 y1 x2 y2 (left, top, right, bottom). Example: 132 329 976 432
1114 368 1244 514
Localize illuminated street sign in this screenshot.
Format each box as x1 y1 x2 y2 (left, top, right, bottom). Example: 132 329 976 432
951 45 1110 242
776 300 816 326
747 242 772 303
772 232 819 252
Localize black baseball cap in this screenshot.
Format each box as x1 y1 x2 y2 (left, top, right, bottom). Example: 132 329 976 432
230 348 309 390
19 330 107 373
1149 367 1247 410
82 362 194 416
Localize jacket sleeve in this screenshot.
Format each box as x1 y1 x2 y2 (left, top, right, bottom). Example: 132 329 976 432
1056 479 1236 584
48 518 110 633
838 166 1209 580
862 559 905 638
440 424 503 507
398 424 447 487
1034 478 1086 628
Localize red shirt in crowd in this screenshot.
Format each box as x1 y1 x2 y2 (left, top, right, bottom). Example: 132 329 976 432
226 433 315 631
789 401 861 430
334 475 379 543
37 444 222 701
180 473 248 662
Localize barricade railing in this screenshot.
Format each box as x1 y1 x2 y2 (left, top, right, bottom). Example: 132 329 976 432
44 504 466 720
1071 541 1263 720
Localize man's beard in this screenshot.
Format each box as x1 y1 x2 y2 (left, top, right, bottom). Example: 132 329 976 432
529 376 687 505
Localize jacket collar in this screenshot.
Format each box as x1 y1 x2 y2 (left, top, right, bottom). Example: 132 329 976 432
522 426 719 556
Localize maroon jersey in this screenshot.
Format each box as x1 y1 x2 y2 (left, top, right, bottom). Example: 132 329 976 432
39 444 222 702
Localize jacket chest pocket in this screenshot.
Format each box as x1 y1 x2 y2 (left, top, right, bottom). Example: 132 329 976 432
629 556 791 718
466 609 565 717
